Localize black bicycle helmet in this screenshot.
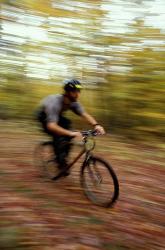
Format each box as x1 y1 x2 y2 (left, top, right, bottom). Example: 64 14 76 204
64 79 82 92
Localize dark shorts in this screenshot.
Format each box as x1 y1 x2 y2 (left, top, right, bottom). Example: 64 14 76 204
36 109 72 168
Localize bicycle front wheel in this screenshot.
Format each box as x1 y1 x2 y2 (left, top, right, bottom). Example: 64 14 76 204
81 156 119 207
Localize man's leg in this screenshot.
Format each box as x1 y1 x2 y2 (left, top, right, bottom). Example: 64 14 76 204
38 113 72 172
52 136 69 169
52 116 72 172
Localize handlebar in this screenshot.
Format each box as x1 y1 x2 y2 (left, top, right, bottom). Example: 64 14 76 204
81 130 98 137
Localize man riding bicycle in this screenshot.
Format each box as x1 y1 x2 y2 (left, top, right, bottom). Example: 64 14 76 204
37 79 105 175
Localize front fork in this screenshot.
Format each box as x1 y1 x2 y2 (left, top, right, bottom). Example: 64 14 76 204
81 153 102 185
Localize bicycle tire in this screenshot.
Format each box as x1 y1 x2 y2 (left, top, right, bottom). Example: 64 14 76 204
81 156 119 207
34 141 60 180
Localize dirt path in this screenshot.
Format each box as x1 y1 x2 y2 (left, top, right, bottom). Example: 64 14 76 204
0 122 164 250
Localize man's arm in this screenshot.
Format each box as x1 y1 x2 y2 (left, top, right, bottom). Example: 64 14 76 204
47 122 82 138
81 112 98 126
81 112 105 134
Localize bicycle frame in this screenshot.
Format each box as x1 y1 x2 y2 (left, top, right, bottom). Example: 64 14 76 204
36 129 119 207
66 144 91 170
65 136 95 172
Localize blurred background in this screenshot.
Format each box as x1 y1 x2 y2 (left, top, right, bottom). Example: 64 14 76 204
0 0 165 138
0 1 165 250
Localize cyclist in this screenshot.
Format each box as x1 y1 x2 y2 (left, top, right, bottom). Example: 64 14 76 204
37 79 105 175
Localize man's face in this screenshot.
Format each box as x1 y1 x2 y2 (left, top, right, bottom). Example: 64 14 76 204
67 90 80 102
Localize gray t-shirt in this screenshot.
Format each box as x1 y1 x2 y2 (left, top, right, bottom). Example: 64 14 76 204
41 94 84 123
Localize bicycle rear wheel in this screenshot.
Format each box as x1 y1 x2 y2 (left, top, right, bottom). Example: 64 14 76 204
81 156 119 207
34 141 60 179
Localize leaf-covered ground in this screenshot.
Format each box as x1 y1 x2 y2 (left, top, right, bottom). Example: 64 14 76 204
0 121 164 250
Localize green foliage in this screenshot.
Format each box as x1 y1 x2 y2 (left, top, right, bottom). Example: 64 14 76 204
0 1 164 140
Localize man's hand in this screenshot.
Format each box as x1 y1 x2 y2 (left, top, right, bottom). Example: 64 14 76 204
81 112 105 135
94 125 105 135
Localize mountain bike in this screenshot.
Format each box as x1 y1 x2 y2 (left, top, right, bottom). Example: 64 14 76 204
34 130 119 207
